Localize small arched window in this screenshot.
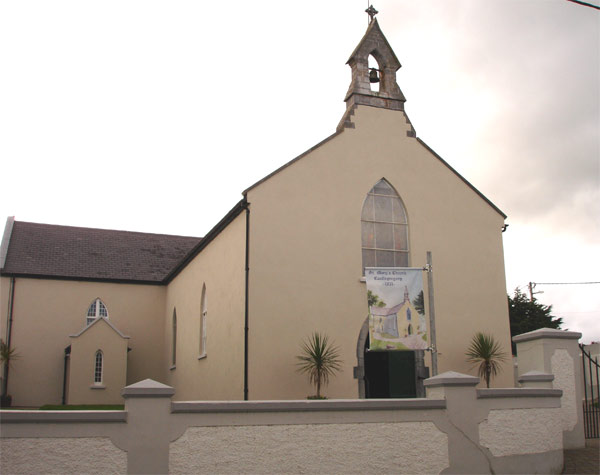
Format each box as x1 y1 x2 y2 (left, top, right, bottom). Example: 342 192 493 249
94 350 103 384
86 298 108 326
361 179 409 269
171 308 177 367
199 284 207 358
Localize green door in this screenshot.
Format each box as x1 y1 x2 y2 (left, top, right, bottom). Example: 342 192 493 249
364 350 416 398
388 351 416 398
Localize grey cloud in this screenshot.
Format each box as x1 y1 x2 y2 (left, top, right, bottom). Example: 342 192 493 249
439 1 600 242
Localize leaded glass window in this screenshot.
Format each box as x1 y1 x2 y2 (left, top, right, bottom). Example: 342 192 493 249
94 350 103 384
199 285 207 358
172 309 177 367
86 299 108 326
361 179 409 269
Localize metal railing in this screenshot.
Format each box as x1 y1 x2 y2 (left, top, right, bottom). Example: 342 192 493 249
580 343 599 438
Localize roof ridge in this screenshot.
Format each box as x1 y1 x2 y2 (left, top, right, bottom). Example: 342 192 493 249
13 220 202 240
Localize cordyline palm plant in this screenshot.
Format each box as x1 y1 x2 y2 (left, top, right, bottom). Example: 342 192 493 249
296 332 342 399
465 332 507 388
1 339 19 404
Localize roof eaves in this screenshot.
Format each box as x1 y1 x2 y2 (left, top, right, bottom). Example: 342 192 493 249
0 271 166 286
416 138 507 219
163 199 248 283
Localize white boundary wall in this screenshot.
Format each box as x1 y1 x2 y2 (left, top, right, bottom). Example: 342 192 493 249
0 328 585 474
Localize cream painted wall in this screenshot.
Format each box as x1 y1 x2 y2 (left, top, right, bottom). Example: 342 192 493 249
68 318 129 405
0 277 9 343
164 212 246 401
0 277 166 406
246 104 513 399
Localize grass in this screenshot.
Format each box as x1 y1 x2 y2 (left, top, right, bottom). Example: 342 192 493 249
39 404 124 410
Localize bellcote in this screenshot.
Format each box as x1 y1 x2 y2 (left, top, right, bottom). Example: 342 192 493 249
344 18 406 111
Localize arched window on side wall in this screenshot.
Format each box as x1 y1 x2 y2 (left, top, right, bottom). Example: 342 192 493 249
199 284 207 358
171 309 177 367
86 298 108 326
94 350 103 384
361 178 409 270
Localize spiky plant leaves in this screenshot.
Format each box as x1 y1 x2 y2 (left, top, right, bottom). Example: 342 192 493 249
465 332 507 388
296 332 342 398
0 339 18 367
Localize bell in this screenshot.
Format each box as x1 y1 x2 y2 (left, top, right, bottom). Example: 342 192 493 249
369 68 380 84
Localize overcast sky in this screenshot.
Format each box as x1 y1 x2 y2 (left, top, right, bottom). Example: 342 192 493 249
1 1 598 343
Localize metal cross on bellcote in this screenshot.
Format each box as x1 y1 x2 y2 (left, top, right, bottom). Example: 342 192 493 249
365 4 378 23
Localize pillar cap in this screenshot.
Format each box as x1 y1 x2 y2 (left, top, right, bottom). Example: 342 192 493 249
518 370 555 383
512 328 581 343
122 379 175 398
424 371 479 387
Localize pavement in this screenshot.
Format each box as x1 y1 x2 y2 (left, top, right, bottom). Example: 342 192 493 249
563 439 599 474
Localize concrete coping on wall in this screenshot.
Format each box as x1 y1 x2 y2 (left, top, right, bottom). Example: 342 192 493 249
0 410 127 424
423 371 479 388
121 379 175 398
171 398 447 414
476 388 563 399
512 327 582 343
518 370 555 383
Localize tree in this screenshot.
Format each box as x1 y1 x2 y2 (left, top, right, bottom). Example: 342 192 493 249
466 332 507 388
367 290 386 308
508 288 563 354
296 332 342 398
413 290 425 315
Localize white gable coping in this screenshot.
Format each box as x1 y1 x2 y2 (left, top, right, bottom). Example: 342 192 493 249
69 316 130 339
0 216 14 270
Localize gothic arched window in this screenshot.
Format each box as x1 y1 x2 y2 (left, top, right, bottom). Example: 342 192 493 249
361 179 409 269
94 350 103 384
171 309 177 367
199 284 207 358
86 298 108 326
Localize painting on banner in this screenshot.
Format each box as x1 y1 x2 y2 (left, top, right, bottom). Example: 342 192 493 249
365 267 428 351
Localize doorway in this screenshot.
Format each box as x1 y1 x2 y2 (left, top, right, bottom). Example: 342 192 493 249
363 335 416 398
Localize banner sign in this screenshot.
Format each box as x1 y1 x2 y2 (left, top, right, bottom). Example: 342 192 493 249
365 267 428 351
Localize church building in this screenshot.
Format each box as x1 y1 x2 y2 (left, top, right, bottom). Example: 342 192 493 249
0 15 513 407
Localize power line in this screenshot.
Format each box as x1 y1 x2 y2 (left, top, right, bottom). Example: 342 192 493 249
533 282 600 285
566 0 600 10
526 281 600 301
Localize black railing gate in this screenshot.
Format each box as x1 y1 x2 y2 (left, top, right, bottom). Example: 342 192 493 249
580 344 599 438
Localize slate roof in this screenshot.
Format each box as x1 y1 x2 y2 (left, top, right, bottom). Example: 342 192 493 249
0 221 202 283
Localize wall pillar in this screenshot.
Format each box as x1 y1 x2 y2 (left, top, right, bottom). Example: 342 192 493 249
121 379 175 474
424 371 490 474
513 328 585 449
